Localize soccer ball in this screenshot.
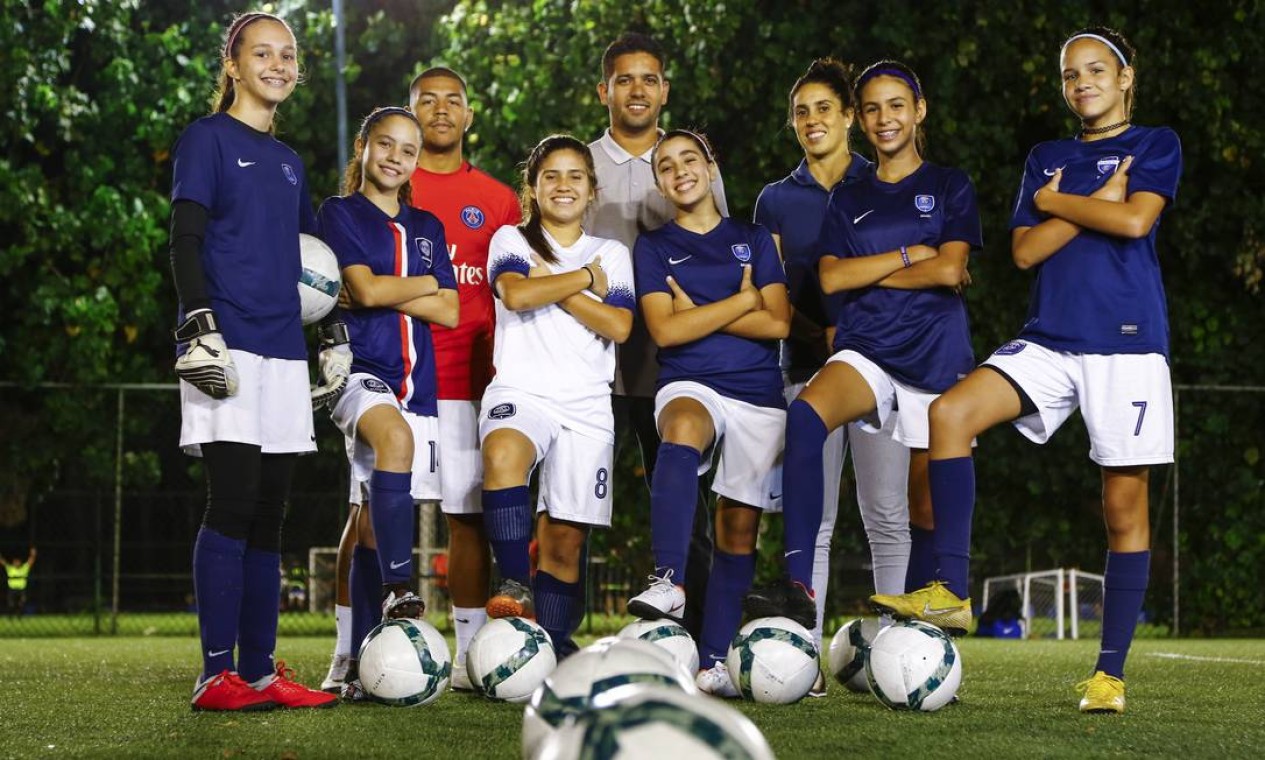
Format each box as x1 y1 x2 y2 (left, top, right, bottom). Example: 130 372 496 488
298 233 341 325
828 617 881 693
865 619 962 711
357 618 451 706
616 618 700 676
531 683 775 760
522 637 696 759
466 616 557 703
725 616 820 704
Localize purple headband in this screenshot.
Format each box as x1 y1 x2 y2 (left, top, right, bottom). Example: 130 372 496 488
859 67 922 100
223 12 284 59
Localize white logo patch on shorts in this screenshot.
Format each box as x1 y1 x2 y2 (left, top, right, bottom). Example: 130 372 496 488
361 377 391 394
488 403 516 420
994 340 1028 356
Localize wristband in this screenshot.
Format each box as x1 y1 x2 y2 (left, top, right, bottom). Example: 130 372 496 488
584 265 596 289
900 246 912 268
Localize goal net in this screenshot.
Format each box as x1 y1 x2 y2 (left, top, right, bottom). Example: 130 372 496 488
980 568 1104 639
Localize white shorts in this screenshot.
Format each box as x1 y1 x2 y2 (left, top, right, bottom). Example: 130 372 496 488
334 373 442 502
763 381 846 517
983 340 1174 466
479 387 614 527
437 399 482 515
179 350 315 456
654 381 785 511
826 350 939 449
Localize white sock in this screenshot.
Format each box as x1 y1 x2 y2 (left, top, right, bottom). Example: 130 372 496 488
334 604 352 656
453 606 487 663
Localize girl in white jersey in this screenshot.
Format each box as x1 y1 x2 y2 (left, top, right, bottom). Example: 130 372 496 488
871 27 1181 714
479 135 635 656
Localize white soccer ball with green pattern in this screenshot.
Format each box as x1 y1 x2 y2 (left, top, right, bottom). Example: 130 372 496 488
358 618 451 706
865 619 962 711
298 233 341 325
531 683 775 760
522 637 696 759
725 616 820 704
828 617 881 693
467 616 557 703
616 618 700 676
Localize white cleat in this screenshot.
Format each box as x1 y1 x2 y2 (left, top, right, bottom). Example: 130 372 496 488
450 656 474 692
695 662 740 699
320 653 350 693
626 570 686 622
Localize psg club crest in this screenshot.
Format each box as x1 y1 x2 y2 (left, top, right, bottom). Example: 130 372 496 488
415 237 434 266
730 243 752 262
281 163 298 186
914 194 936 214
1097 155 1121 174
461 205 485 230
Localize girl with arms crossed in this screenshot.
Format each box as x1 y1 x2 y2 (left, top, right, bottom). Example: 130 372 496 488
171 11 338 711
317 106 458 699
770 61 981 637
479 135 634 656
627 130 791 697
872 27 1180 714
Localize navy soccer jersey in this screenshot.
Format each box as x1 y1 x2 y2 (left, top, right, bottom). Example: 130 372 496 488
316 193 457 417
817 162 983 392
754 153 873 381
635 218 787 408
1011 126 1182 356
170 112 316 360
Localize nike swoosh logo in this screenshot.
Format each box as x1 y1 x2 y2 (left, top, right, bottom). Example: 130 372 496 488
852 210 875 224
784 549 803 557
237 159 256 167
922 602 964 616
390 560 409 570
1043 168 1059 176
207 649 230 657
455 617 470 624
769 493 782 500
668 255 691 265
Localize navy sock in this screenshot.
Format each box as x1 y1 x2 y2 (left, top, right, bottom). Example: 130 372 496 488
193 527 245 679
783 400 828 589
534 570 581 659
369 470 415 586
1096 550 1150 679
650 443 702 582
350 545 383 658
484 486 533 585
929 457 974 599
237 548 280 682
698 550 756 667
906 526 936 592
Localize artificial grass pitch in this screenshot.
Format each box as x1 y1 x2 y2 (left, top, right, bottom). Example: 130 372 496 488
1 636 1262 758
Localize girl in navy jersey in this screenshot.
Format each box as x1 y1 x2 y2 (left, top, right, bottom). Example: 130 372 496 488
745 59 914 662
169 11 336 711
479 135 634 657
627 130 791 697
872 28 1180 714
316 107 458 699
772 61 981 638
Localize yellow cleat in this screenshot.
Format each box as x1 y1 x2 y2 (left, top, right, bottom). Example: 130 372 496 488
1076 671 1125 714
869 581 972 636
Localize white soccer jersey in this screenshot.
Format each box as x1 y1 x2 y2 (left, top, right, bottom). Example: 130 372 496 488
485 225 635 442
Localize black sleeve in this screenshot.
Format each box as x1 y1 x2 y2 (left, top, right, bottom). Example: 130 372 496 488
170 199 211 313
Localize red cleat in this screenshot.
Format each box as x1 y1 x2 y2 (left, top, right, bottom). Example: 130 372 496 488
253 661 339 709
191 671 277 712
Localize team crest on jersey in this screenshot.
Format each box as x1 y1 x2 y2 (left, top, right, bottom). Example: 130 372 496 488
415 237 434 266
994 340 1027 356
914 194 936 214
1097 156 1121 174
281 163 298 186
730 243 752 262
461 205 485 230
361 377 391 394
488 403 516 420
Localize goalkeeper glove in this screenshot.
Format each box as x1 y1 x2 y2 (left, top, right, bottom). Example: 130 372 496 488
312 319 352 411
173 309 238 399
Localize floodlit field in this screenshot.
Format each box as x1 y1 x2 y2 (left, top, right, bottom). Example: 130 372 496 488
1 634 1262 758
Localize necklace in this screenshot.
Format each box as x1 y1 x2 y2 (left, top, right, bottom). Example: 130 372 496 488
1080 120 1130 137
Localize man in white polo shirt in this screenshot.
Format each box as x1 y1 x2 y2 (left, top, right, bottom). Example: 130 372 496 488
587 32 728 639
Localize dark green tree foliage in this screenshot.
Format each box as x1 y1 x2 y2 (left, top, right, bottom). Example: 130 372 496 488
436 0 1265 633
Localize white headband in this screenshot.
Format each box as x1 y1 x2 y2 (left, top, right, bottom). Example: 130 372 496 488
1062 33 1129 66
